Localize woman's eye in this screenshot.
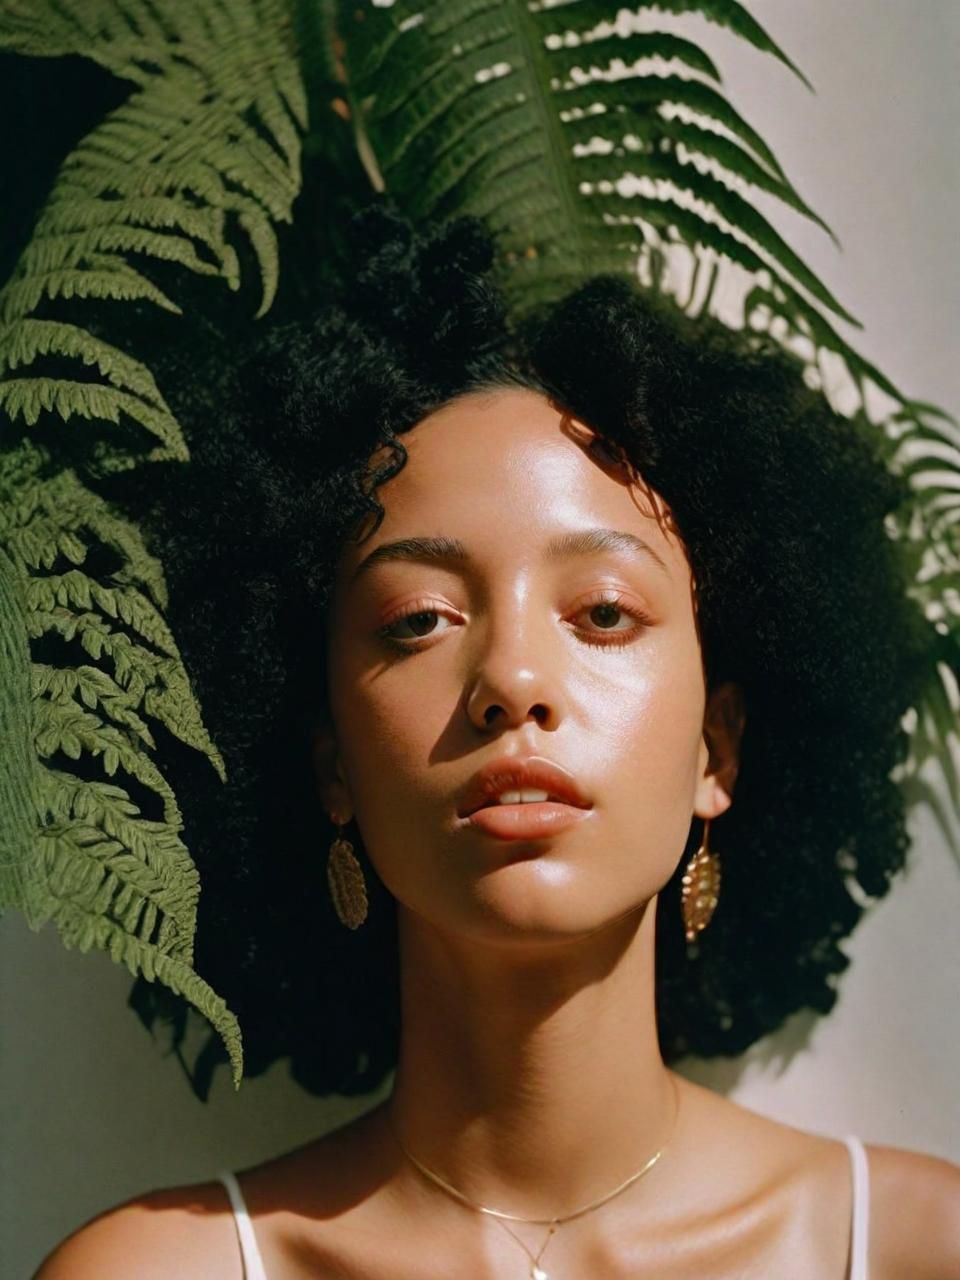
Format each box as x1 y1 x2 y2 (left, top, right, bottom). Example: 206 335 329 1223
574 596 650 646
378 608 455 646
378 595 651 651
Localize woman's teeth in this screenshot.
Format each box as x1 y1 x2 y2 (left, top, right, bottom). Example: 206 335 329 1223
496 789 551 804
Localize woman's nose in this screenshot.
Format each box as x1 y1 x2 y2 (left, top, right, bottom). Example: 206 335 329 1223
464 612 568 732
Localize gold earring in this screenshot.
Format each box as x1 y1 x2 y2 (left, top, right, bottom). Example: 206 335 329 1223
327 821 368 929
681 817 721 944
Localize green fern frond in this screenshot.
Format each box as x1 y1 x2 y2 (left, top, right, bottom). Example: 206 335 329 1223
15 227 224 279
564 70 791 184
646 0 812 88
0 321 170 407
33 664 157 749
899 659 960 850
344 1 845 339
546 28 722 84
0 444 239 1079
35 699 181 820
0 460 226 776
43 198 241 287
0 545 47 924
0 0 305 475
0 380 187 462
883 466 960 847
42 786 193 913
580 109 837 243
536 0 813 90
576 152 855 322
1 261 182 324
37 789 243 1085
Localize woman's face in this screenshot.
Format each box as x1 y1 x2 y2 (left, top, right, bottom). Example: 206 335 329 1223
319 387 740 944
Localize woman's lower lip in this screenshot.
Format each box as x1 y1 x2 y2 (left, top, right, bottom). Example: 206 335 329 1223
463 803 592 840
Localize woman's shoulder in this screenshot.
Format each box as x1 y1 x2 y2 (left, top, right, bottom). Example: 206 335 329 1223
698 1084 960 1280
32 1109 386 1280
32 1177 242 1280
860 1140 960 1279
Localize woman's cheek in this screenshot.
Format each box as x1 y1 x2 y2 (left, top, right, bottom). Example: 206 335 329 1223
618 642 706 795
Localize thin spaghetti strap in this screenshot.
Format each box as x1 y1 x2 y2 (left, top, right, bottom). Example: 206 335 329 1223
842 1137 870 1280
217 1170 269 1280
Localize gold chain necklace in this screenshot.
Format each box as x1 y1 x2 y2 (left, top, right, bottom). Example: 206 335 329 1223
388 1074 680 1280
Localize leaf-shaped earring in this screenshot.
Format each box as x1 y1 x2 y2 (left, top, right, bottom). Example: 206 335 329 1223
327 821 368 930
681 818 721 945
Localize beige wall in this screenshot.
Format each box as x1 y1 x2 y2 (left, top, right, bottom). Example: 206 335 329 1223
4 3 959 1276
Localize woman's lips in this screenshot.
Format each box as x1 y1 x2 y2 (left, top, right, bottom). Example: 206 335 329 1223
457 755 592 817
463 801 592 840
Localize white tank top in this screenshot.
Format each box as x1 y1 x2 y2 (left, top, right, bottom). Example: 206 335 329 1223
217 1134 871 1279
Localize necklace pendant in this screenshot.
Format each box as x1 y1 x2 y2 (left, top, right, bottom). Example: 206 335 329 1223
531 1269 549 1280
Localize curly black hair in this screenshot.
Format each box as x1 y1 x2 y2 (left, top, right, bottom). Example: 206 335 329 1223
107 201 931 1101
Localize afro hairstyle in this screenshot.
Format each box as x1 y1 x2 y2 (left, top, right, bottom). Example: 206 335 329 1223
103 201 931 1100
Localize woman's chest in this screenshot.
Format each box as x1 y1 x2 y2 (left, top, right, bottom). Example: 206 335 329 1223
261 1177 856 1280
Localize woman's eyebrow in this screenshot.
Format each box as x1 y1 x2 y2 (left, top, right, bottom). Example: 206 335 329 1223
348 527 670 585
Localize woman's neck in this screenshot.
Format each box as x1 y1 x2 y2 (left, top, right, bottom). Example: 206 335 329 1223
385 899 676 1220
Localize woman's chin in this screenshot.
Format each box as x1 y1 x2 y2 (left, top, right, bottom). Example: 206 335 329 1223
406 869 652 950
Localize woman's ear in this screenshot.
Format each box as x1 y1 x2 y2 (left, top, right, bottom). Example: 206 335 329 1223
694 680 746 820
311 715 353 825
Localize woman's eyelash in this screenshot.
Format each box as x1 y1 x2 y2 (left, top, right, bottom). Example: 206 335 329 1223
575 593 654 648
377 593 652 651
377 606 456 649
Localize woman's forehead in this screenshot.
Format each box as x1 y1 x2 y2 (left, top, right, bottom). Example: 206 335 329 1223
349 386 688 574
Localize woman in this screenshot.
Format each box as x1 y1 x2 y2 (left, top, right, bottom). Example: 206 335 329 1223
36 207 960 1278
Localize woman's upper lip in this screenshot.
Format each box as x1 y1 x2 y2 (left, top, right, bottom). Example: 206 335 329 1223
457 756 593 818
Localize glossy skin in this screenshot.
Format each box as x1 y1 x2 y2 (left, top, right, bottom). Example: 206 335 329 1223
321 387 740 951
36 389 960 1279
